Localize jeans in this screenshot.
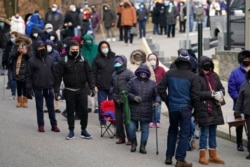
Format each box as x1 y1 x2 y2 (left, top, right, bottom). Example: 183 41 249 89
153 23 159 35
128 120 150 142
189 15 194 32
97 89 113 124
118 26 124 41
138 20 146 38
34 88 57 127
123 26 133 44
0 48 4 74
8 69 16 96
152 104 161 123
166 108 192 160
64 88 88 131
199 125 217 149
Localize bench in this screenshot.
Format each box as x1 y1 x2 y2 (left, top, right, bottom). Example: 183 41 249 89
226 114 248 138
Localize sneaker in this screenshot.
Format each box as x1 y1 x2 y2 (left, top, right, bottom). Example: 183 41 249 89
81 130 92 139
38 126 45 132
112 38 116 42
149 122 155 128
43 110 48 113
51 125 60 132
106 38 111 42
156 123 160 128
237 145 244 151
165 156 172 165
55 109 61 113
66 131 75 140
9 96 15 100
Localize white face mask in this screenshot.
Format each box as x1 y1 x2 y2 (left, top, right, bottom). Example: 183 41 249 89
80 9 84 13
101 48 109 54
47 46 52 53
72 8 76 12
50 36 55 41
33 33 38 37
52 7 57 12
149 60 156 66
46 29 52 33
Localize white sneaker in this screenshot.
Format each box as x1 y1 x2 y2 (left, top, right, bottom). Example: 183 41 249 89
112 38 116 42
106 38 111 42
9 96 15 100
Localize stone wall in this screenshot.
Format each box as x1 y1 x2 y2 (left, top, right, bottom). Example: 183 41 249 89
212 51 240 81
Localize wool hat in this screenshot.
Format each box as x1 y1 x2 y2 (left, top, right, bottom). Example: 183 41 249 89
45 23 53 30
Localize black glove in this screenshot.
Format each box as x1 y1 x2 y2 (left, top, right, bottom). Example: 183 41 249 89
54 92 60 101
26 89 34 99
134 96 142 103
234 111 242 119
90 89 95 97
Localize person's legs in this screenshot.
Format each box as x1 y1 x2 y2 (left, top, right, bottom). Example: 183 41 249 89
123 26 129 44
9 70 16 97
172 24 176 37
208 125 217 149
167 25 171 37
236 125 244 151
0 48 4 75
64 89 77 131
115 103 126 143
44 88 57 127
119 27 123 41
33 89 44 127
78 88 88 131
199 126 209 149
105 28 110 40
245 115 250 157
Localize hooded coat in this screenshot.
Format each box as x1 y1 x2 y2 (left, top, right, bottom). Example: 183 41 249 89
10 16 25 34
81 34 98 67
48 31 63 53
46 40 61 65
92 41 115 90
26 13 44 36
102 4 116 29
194 56 225 127
111 55 135 104
126 64 160 122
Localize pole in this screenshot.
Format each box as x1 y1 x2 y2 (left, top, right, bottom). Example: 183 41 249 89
245 0 250 49
185 0 190 49
197 20 203 61
226 0 231 50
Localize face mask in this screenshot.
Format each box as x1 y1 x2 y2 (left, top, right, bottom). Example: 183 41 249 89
38 49 47 57
70 51 79 57
72 8 76 12
10 37 15 43
47 46 52 53
202 63 212 71
114 62 122 68
50 36 55 41
140 5 144 9
52 7 57 12
101 48 109 54
149 60 157 68
104 7 108 10
33 33 38 38
80 9 84 13
46 29 52 33
242 61 250 67
0 22 4 28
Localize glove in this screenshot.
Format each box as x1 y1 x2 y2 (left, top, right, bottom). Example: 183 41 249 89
54 92 60 101
234 111 242 119
213 91 223 102
77 25 81 29
133 23 137 27
26 89 34 99
153 102 160 108
134 96 142 103
90 89 95 97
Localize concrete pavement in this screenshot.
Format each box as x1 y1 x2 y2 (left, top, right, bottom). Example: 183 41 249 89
0 30 249 167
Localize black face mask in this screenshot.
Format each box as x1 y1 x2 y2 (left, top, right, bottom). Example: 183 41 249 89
70 51 79 57
202 63 212 71
37 49 47 57
242 61 250 67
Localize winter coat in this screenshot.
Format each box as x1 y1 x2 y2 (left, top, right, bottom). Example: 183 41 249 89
120 2 137 26
26 49 55 90
194 56 225 127
2 41 15 69
10 16 25 34
111 55 135 104
80 18 91 36
235 81 250 116
81 34 98 67
46 40 61 65
92 41 115 90
157 57 201 112
103 5 116 29
13 50 31 82
137 4 149 21
55 54 94 93
158 4 167 27
64 11 80 28
0 27 10 49
29 27 42 56
48 31 63 53
26 13 44 36
151 3 161 24
228 65 246 111
45 10 63 31
166 5 178 25
126 64 160 122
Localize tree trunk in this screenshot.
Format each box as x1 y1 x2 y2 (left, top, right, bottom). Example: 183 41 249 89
3 0 16 18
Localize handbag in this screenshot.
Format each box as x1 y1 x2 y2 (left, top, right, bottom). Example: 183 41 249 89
130 27 138 36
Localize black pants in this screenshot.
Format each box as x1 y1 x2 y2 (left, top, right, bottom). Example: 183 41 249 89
236 125 243 146
179 20 186 32
167 24 176 38
123 26 134 44
115 102 129 140
118 26 124 41
64 88 88 131
16 80 27 97
245 114 250 152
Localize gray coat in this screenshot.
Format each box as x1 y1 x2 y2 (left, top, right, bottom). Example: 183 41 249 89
166 6 178 25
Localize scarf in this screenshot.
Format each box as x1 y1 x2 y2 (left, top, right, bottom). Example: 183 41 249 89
16 54 23 75
204 71 215 113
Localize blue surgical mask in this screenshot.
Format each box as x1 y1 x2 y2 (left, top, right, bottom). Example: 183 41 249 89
10 37 15 43
114 62 122 67
101 48 109 54
0 22 4 28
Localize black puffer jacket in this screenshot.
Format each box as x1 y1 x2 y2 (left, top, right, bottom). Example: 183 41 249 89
93 41 115 90
13 50 31 82
55 54 94 92
111 55 135 104
195 56 225 127
126 64 161 122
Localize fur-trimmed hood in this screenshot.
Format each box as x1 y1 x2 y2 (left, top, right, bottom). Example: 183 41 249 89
15 35 32 47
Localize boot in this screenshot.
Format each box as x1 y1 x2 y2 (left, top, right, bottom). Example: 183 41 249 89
22 96 28 108
16 96 22 107
246 152 250 159
175 159 192 167
139 141 147 154
208 149 225 164
199 149 208 165
131 139 137 152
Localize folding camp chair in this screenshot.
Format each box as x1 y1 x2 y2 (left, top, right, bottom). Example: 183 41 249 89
100 100 116 138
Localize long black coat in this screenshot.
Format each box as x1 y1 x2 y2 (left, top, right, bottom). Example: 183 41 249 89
13 51 31 82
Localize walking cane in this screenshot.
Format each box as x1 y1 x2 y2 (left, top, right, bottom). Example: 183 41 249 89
154 104 159 155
